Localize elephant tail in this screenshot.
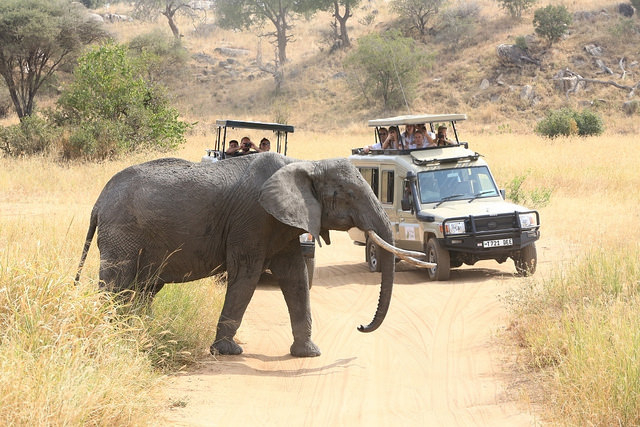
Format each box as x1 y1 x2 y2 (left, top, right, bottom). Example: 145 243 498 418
75 207 98 283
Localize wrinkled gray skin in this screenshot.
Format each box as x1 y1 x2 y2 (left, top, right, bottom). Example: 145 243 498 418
76 152 395 357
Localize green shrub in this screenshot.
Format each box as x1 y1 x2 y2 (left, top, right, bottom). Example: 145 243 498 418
533 5 572 46
496 0 537 19
514 35 528 51
0 115 59 156
575 109 604 136
535 107 603 138
51 42 190 160
534 107 577 138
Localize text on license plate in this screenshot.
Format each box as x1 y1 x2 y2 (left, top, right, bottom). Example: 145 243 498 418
483 238 513 248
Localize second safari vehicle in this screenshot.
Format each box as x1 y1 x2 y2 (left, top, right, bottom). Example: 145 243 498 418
348 114 540 281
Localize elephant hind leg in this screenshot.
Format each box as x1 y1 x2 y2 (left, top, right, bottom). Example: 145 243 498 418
210 263 262 356
99 250 165 298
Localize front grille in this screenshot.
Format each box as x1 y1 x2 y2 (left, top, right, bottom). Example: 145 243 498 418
469 213 517 233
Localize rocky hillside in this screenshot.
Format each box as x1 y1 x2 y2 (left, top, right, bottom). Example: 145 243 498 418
46 1 640 134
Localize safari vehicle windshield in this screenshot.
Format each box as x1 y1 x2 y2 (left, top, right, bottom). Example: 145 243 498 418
418 166 499 205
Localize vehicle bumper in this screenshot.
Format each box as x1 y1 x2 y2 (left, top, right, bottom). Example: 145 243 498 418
441 229 540 255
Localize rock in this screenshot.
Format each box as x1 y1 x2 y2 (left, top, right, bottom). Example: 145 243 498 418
584 44 603 56
193 52 216 64
623 100 638 115
553 69 586 94
479 79 490 90
595 59 613 74
520 85 534 101
618 3 635 17
214 47 251 57
102 13 133 23
87 13 104 23
497 44 526 65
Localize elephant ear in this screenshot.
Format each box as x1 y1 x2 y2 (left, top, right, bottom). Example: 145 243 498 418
259 162 322 239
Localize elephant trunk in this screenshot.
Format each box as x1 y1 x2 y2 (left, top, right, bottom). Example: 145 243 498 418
357 222 395 333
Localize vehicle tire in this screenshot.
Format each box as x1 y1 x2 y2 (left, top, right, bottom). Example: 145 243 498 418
366 238 382 272
305 257 315 288
426 238 450 281
514 243 537 276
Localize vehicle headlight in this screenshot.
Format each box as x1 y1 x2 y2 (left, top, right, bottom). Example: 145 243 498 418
444 220 466 235
519 212 538 228
299 233 315 243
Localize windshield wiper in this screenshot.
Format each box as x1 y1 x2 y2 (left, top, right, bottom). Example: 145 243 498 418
434 194 464 208
468 190 494 203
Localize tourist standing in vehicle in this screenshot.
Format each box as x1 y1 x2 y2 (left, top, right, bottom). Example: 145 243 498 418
259 138 271 152
410 130 426 149
382 126 405 149
401 124 415 147
418 123 437 146
436 126 455 146
377 127 388 144
239 136 259 154
226 139 242 156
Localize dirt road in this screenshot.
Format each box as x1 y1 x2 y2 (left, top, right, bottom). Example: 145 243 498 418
161 231 540 426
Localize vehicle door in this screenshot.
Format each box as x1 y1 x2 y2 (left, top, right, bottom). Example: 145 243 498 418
394 170 423 252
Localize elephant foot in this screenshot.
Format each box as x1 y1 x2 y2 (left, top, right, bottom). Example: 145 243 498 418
290 339 321 357
210 338 243 356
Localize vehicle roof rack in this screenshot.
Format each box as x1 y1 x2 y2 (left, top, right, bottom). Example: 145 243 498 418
367 114 467 127
215 120 294 133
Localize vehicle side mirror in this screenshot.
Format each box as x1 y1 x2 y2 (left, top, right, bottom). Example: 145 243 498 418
401 196 411 211
500 189 506 199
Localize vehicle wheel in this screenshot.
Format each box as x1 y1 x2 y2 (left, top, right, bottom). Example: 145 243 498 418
366 238 382 272
305 257 315 288
514 243 537 276
426 238 450 281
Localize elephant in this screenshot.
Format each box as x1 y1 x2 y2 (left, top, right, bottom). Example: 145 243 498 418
76 152 422 357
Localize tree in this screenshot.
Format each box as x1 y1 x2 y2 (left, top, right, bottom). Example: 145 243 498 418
344 31 430 109
133 0 196 39
495 0 536 19
51 43 189 159
0 0 108 120
313 0 362 49
215 0 314 66
390 0 444 36
533 5 572 46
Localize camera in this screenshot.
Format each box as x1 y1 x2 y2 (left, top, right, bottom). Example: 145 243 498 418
243 142 251 148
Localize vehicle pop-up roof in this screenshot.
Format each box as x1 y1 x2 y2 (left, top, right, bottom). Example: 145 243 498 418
211 119 294 157
368 113 467 145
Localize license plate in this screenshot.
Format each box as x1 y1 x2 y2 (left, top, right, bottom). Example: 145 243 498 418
482 238 513 248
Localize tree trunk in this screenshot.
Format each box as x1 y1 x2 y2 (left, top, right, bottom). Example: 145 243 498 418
163 7 180 39
334 1 351 48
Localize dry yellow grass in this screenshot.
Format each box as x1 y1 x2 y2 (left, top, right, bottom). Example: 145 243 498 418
1 0 638 422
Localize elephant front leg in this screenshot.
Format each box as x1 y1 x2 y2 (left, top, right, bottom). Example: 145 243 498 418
270 247 321 358
210 267 261 356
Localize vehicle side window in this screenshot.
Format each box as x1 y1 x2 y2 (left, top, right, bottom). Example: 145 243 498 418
358 167 379 197
380 170 394 204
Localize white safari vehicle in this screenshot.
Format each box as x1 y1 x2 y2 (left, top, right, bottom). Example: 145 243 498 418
348 114 540 280
201 119 316 286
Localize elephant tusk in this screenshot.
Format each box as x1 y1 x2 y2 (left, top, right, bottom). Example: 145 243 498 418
367 230 424 258
367 230 436 269
397 255 437 269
